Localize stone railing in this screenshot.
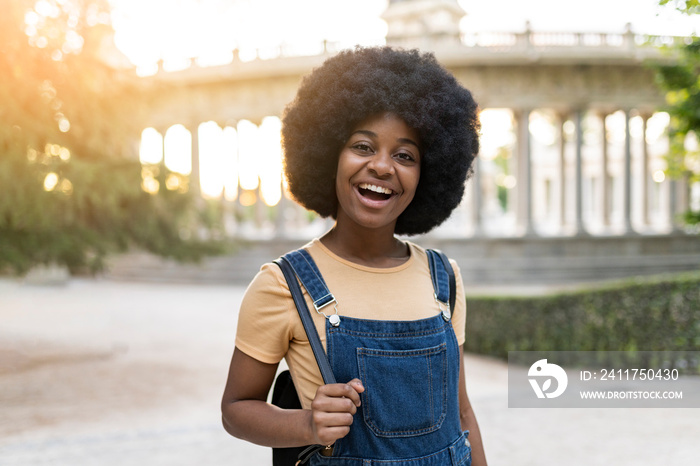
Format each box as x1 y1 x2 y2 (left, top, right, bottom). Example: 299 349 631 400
460 23 685 53
154 25 688 74
155 40 346 73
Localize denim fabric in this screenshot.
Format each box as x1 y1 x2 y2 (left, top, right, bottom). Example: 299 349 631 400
310 430 471 466
282 249 471 465
284 249 336 310
322 315 470 465
426 249 450 306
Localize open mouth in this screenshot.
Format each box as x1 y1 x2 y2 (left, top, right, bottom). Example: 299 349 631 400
357 183 395 201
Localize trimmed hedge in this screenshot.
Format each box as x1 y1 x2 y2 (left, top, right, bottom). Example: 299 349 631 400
464 272 700 360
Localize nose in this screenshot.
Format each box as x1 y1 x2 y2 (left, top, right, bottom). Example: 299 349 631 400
366 151 394 178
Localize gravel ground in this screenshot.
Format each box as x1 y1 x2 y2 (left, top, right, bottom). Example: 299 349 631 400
1 278 698 466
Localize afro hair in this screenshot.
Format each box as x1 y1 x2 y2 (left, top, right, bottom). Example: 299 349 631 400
281 46 479 235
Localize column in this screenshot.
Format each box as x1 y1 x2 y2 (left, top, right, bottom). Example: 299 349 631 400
622 109 634 234
470 156 483 236
515 108 536 236
251 120 266 230
255 184 266 230
156 126 168 165
679 175 690 224
599 111 611 228
189 121 201 198
573 109 588 236
274 189 288 239
669 175 689 233
556 112 568 232
640 113 652 227
669 178 680 232
156 126 169 192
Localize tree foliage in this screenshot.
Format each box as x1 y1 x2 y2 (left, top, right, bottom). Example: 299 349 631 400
660 0 700 15
656 37 700 181
0 0 227 275
654 1 699 225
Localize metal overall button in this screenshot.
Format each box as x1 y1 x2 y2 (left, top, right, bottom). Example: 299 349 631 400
435 293 451 321
329 314 341 327
314 299 341 327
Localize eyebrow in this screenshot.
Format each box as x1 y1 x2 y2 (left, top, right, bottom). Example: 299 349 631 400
351 130 420 149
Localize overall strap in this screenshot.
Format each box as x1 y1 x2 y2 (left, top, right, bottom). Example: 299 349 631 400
282 249 336 313
426 249 456 320
274 252 337 385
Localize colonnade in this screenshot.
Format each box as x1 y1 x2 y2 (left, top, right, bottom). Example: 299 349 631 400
141 106 690 240
140 118 320 239
465 107 688 238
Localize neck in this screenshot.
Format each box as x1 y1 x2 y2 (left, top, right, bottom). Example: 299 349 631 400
320 221 409 268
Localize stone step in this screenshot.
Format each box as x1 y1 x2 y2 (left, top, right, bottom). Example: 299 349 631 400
104 234 700 286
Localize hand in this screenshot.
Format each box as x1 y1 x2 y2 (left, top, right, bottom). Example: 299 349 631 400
309 379 365 446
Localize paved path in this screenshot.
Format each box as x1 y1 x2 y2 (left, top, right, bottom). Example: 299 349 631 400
0 278 698 465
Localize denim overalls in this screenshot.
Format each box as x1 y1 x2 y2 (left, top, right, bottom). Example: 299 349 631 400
283 249 472 466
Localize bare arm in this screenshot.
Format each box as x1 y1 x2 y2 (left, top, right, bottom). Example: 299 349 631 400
221 347 364 448
458 347 488 466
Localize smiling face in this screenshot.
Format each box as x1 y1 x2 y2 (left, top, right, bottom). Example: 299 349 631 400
334 112 421 234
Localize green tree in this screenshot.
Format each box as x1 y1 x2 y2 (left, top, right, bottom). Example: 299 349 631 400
655 1 700 225
660 0 700 15
0 0 226 275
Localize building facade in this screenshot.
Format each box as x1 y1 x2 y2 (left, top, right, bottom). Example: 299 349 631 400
116 0 700 284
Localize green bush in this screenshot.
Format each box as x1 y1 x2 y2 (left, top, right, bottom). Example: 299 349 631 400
464 273 700 359
0 153 230 275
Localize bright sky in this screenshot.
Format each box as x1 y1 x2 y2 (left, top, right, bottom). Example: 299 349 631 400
111 0 699 72
111 0 387 73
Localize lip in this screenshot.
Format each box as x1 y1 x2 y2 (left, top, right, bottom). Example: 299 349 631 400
353 182 399 209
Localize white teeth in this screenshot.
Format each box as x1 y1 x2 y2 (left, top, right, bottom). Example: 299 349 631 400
358 183 393 195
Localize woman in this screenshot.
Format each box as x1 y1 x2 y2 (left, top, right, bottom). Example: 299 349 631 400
221 46 486 465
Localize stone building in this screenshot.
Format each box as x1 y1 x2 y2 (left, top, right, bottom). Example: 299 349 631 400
114 0 700 285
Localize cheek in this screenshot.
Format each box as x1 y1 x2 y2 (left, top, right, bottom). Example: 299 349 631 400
405 169 421 199
334 162 345 190
333 157 352 203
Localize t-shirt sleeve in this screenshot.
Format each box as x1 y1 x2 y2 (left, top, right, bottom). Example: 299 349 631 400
450 259 467 346
235 262 294 364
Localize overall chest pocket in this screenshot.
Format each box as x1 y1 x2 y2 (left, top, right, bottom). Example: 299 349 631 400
356 342 447 438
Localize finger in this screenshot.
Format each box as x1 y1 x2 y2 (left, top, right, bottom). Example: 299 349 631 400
315 425 352 445
313 410 355 428
347 378 365 394
312 393 359 414
341 381 363 407
318 383 363 407
312 412 354 445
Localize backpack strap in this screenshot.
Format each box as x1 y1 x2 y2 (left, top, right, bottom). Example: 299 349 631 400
273 252 339 464
426 249 456 321
274 252 337 386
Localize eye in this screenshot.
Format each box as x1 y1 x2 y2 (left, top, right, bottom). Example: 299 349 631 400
352 142 373 153
395 151 417 163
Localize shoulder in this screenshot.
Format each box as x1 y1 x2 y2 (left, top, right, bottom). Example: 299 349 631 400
246 241 317 296
405 241 465 304
243 261 288 301
405 241 461 273
236 254 302 364
406 241 429 265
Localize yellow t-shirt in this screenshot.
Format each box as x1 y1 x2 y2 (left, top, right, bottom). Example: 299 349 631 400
235 238 466 409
